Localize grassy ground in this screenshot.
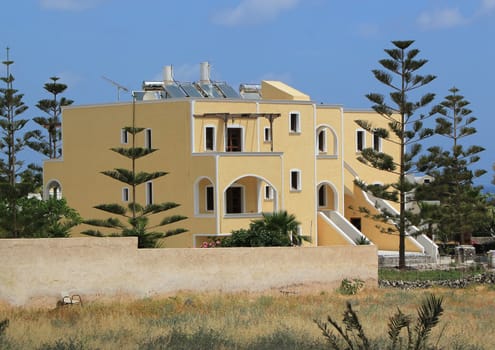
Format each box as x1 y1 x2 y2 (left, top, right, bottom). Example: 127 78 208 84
0 284 493 349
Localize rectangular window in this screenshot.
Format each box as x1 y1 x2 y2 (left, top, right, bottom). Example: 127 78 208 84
145 129 152 150
205 126 215 151
356 130 365 152
290 170 301 191
373 132 381 152
122 187 129 202
121 128 128 144
264 127 271 142
289 112 300 133
226 186 243 213
226 127 242 152
264 185 273 200
146 182 153 205
206 186 214 211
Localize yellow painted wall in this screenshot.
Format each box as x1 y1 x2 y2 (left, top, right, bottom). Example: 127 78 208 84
261 81 310 101
343 110 400 190
259 102 317 241
344 185 422 252
315 106 343 215
317 214 353 246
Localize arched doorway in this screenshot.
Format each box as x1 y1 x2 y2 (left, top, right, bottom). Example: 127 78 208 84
224 175 278 216
317 182 337 211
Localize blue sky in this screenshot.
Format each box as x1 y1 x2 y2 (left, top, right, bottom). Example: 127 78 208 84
1 0 494 188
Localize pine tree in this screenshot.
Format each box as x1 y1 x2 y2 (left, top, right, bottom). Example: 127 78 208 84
417 87 487 244
356 40 437 269
0 48 42 237
83 97 187 248
30 77 73 158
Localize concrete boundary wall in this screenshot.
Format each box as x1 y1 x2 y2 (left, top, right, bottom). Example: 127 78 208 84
0 237 378 307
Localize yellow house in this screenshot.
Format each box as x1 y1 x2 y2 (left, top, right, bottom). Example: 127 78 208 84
43 63 437 260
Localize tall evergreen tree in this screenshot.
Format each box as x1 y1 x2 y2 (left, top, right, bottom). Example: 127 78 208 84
355 40 437 269
83 97 187 248
0 48 42 237
417 87 487 244
30 77 73 158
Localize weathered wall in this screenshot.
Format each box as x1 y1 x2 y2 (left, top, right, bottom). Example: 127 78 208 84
0 237 377 307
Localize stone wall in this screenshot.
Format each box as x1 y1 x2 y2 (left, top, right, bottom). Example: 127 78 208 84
0 238 378 307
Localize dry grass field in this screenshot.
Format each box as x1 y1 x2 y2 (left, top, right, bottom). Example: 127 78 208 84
0 284 493 349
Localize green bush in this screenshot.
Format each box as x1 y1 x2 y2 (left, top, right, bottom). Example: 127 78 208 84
338 278 364 295
221 227 291 247
355 236 371 245
221 211 310 247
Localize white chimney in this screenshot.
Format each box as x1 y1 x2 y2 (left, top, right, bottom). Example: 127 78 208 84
199 61 210 84
163 65 173 85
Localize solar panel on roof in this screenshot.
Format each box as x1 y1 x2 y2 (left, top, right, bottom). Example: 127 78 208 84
199 83 223 98
215 82 240 98
180 83 204 98
164 84 187 98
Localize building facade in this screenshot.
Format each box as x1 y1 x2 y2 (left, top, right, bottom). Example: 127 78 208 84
43 64 435 257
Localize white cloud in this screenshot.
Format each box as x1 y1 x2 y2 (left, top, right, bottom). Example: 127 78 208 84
417 7 467 30
40 0 107 11
476 0 495 16
481 0 495 11
212 0 299 26
417 1 495 31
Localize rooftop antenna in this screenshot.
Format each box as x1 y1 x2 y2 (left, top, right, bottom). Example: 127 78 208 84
101 75 130 101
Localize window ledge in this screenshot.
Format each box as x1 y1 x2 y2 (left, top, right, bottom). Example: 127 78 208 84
317 154 338 159
194 214 216 218
224 213 263 219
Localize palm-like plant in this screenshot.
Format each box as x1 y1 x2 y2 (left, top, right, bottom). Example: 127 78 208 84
83 99 187 248
355 40 437 269
251 211 310 246
84 201 187 248
417 87 487 245
315 294 444 350
31 76 73 159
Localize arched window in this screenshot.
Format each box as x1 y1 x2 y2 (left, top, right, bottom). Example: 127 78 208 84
194 177 215 216
45 180 62 200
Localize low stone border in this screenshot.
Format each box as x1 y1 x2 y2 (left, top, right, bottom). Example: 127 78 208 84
379 272 495 289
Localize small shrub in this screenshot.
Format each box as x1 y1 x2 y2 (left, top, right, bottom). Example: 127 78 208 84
315 294 444 350
355 236 370 245
0 319 8 338
0 319 10 348
37 338 87 350
338 278 364 295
